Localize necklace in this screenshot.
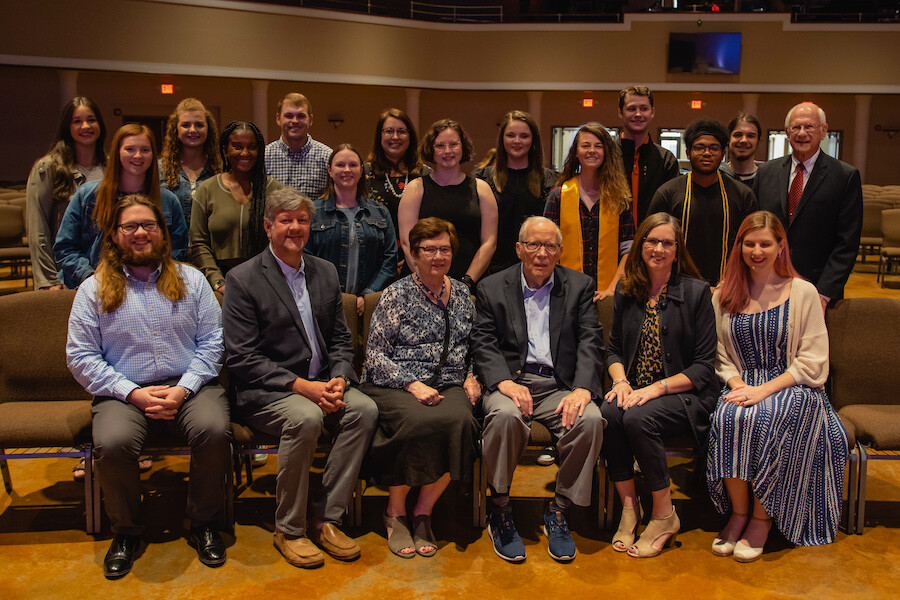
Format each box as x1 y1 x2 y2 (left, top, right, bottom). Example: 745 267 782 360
413 272 446 308
383 171 409 199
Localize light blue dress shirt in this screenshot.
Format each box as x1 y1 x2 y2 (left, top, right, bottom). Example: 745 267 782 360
521 266 554 368
66 263 224 401
270 246 326 379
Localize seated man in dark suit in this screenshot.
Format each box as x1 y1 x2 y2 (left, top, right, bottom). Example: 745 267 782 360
753 102 863 311
471 216 605 564
223 187 377 568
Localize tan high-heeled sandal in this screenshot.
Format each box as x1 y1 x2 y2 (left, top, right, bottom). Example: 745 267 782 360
627 506 680 558
612 503 642 552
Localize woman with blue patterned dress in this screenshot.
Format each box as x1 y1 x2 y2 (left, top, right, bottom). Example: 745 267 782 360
708 210 847 562
362 217 481 559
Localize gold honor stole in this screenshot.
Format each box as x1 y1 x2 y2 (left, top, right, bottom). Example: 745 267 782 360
558 177 619 292
681 172 730 282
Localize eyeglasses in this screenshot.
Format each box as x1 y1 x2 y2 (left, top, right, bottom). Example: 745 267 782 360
521 241 561 254
691 144 722 154
118 220 159 234
382 128 409 138
434 141 461 151
788 123 821 134
643 237 677 250
418 245 453 257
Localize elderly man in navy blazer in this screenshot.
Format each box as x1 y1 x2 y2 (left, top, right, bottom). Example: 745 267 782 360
223 187 377 569
471 216 605 564
753 102 863 311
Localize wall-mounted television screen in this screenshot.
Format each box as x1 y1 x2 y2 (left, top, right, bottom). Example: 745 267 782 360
668 33 741 74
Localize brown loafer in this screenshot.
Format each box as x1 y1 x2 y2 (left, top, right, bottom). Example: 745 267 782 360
273 530 325 568
309 522 361 561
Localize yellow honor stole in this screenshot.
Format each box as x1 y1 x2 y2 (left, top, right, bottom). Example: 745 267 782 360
558 177 619 291
681 171 731 281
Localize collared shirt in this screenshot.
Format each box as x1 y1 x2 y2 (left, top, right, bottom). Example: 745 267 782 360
789 149 821 196
269 246 325 379
264 136 332 199
521 266 554 368
66 263 224 401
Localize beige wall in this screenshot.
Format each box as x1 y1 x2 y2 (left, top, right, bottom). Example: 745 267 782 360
2 1 900 182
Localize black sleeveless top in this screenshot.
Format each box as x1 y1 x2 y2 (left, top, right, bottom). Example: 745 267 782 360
419 174 481 281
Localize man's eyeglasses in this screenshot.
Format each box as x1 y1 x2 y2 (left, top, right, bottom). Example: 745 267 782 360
691 144 722 154
118 221 159 234
521 241 561 254
788 123 821 134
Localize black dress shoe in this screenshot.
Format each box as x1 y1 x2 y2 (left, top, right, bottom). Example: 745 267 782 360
188 526 227 567
103 534 141 580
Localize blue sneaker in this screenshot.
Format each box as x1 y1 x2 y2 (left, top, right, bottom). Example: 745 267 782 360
543 508 576 562
488 508 526 563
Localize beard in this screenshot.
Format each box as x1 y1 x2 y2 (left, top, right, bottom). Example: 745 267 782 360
116 239 167 268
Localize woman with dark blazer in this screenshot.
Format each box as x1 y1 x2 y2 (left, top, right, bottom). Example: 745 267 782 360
601 212 717 558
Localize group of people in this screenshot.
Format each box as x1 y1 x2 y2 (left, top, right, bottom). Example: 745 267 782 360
24 86 860 579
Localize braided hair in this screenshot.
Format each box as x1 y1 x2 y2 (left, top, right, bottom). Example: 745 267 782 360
219 120 269 257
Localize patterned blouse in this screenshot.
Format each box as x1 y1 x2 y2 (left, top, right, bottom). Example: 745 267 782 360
630 286 667 388
364 275 474 389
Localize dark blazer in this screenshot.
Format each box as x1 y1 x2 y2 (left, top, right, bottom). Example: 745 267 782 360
607 276 717 447
471 264 604 397
753 152 862 300
222 248 357 410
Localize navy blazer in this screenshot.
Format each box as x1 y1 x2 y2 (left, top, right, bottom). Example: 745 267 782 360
753 152 862 300
607 276 717 447
471 264 604 397
222 248 357 410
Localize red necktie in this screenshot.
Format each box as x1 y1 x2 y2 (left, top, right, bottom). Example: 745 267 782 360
788 162 805 223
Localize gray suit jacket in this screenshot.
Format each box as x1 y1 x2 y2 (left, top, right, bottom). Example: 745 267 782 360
753 152 862 300
223 248 357 410
471 264 604 396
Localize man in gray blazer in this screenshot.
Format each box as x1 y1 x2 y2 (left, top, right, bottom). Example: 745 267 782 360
753 102 863 311
471 216 605 564
223 188 377 569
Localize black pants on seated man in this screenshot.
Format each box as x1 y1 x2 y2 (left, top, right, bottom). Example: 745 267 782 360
91 379 230 536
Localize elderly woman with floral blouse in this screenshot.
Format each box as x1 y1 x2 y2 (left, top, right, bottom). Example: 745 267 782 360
362 217 481 559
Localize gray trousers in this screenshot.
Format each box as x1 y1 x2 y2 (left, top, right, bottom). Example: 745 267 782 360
92 382 231 535
482 373 604 507
242 387 377 537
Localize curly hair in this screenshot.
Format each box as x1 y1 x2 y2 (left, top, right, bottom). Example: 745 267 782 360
160 98 222 189
419 118 475 165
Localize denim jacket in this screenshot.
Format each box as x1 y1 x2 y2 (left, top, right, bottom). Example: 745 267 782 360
159 160 217 228
53 180 188 289
306 194 397 295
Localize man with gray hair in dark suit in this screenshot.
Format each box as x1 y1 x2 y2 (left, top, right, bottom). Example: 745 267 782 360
223 187 377 569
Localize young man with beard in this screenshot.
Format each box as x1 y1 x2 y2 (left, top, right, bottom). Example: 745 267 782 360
648 119 757 287
66 194 230 579
617 86 680 226
720 112 764 184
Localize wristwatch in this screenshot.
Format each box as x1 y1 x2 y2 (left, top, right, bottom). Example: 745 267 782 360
461 274 475 291
213 280 225 292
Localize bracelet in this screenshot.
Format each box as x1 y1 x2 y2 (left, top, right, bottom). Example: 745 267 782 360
612 378 629 388
660 378 669 394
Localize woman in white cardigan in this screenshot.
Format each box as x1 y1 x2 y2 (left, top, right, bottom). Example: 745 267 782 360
707 211 847 562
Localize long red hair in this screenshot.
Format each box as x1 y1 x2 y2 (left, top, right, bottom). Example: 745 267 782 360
717 210 800 314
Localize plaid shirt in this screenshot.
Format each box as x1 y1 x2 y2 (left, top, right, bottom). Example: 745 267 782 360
264 136 332 199
543 188 635 284
66 263 223 401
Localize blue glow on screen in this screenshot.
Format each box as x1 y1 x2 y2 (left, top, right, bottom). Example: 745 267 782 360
668 33 742 75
